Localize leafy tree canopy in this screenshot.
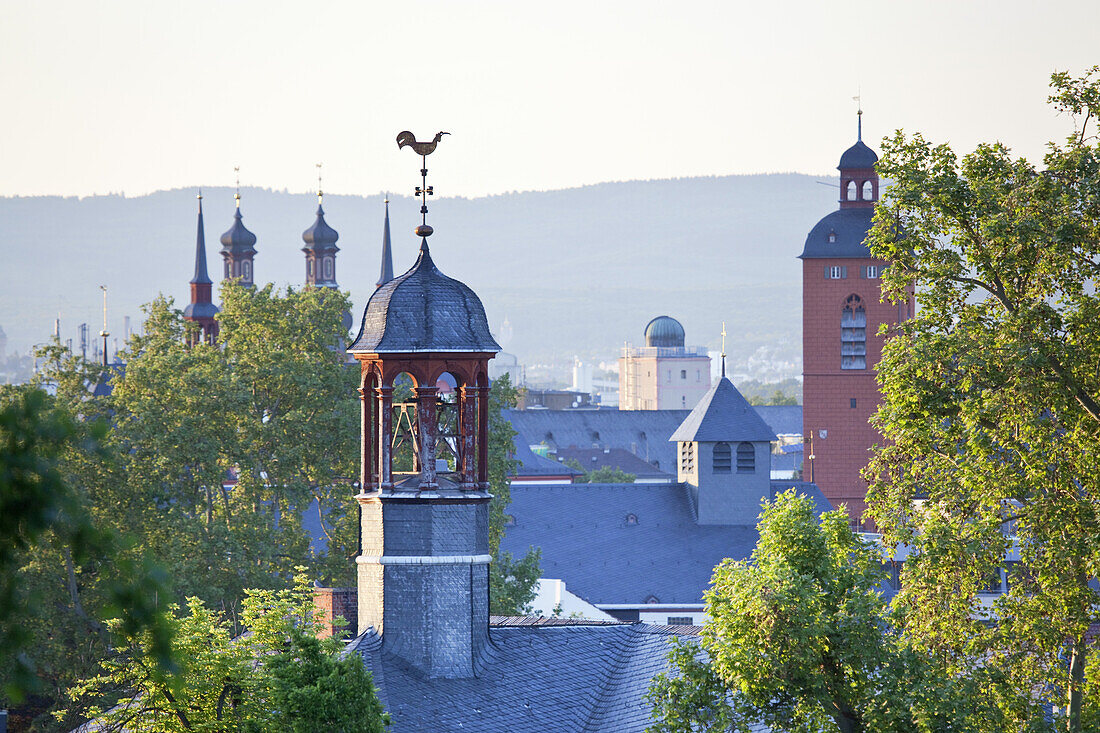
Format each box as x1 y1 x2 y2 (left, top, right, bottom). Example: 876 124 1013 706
865 67 1100 732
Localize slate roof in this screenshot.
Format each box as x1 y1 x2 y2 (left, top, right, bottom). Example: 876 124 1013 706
798 206 875 259
190 197 212 285
301 203 339 252
500 481 830 606
506 406 803 477
513 439 583 478
220 208 257 256
348 621 694 732
182 301 219 319
669 377 777 443
377 200 394 288
839 139 879 169
554 447 675 481
349 242 501 354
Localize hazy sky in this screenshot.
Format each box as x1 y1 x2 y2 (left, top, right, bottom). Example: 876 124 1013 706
2 0 1098 199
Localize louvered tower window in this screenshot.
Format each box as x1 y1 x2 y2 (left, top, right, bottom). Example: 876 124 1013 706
841 294 867 369
680 442 695 473
736 442 755 473
713 442 731 473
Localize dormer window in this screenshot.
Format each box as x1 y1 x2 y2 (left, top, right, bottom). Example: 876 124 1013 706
625 513 638 525
828 231 837 243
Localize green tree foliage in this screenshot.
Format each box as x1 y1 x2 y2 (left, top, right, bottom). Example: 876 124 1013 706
563 458 637 484
650 492 898 733
737 378 803 406
107 285 359 618
865 67 1100 733
69 570 388 732
0 386 171 724
486 373 541 615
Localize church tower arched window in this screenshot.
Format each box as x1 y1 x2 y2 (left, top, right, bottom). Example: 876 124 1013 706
736 442 755 473
712 442 731 473
841 294 867 369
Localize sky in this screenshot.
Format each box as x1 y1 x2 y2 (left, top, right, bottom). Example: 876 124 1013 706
2 0 1098 200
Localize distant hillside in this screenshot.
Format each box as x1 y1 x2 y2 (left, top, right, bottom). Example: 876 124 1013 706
0 174 837 369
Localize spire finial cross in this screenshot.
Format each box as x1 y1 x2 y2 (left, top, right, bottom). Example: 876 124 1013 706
720 322 727 378
316 162 323 204
234 166 241 208
852 90 863 141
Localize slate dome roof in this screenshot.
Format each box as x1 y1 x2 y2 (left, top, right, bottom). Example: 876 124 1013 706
348 243 500 354
839 140 878 170
183 302 219 319
220 209 257 254
799 207 874 259
302 204 339 252
644 316 685 348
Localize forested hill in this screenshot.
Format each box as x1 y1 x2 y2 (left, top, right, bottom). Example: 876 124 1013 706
0 174 836 366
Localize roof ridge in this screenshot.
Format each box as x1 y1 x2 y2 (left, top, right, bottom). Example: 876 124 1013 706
580 626 646 732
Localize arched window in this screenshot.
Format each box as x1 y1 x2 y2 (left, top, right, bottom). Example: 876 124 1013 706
845 180 855 200
713 442 731 473
307 260 314 279
841 294 867 369
862 180 874 200
242 260 251 282
737 442 755 473
324 257 333 279
224 261 230 279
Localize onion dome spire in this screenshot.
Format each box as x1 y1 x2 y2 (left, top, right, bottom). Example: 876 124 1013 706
377 198 394 288
220 168 258 287
302 165 340 288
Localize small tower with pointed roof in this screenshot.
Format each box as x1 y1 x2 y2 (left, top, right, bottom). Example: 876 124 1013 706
377 198 394 288
220 171 258 287
303 165 341 289
670 338 777 525
350 134 500 679
184 192 220 345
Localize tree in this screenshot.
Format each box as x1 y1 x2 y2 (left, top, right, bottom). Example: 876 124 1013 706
865 67 1100 733
485 374 541 615
0 386 172 723
563 458 637 484
68 570 388 732
649 491 897 733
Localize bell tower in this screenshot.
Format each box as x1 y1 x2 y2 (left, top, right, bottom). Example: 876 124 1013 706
302 164 341 289
800 113 912 526
220 168 258 287
349 132 500 678
183 191 219 345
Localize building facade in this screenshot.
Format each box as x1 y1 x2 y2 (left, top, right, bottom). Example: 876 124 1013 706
800 118 912 525
619 316 711 410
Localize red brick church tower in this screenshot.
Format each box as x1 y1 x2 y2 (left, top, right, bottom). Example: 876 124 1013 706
800 114 911 526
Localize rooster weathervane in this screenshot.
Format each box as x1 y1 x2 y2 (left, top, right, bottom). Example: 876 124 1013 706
396 130 450 239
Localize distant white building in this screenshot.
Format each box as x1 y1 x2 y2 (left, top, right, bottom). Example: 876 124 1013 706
619 316 711 410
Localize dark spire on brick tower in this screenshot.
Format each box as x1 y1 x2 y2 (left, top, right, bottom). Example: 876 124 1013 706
220 168 258 287
302 164 341 289
376 198 393 288
352 131 501 679
184 191 220 344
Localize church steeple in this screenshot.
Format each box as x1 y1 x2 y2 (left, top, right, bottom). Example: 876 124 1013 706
376 198 393 288
220 169 258 287
302 165 340 288
184 191 220 345
838 111 879 209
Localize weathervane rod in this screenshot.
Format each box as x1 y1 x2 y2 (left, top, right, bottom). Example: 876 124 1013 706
396 130 450 242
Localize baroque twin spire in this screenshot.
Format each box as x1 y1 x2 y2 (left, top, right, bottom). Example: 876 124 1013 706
184 176 396 341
